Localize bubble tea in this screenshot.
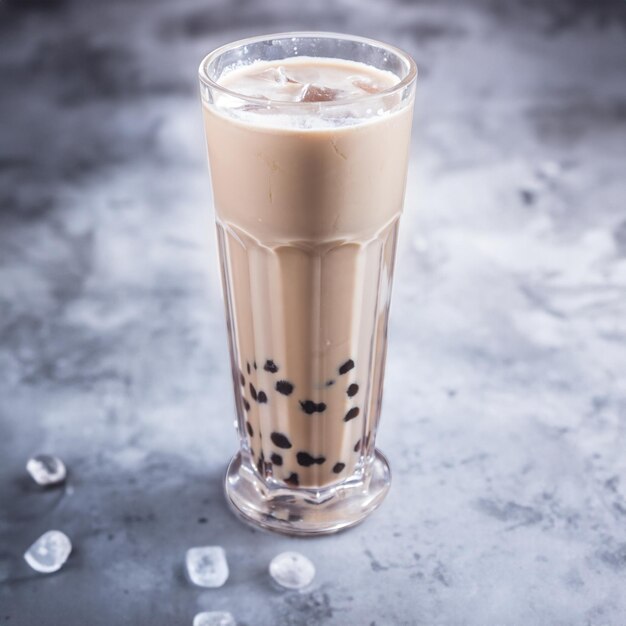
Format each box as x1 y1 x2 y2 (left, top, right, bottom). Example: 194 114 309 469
199 34 416 535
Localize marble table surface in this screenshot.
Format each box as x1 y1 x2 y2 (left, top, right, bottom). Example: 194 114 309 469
1 0 625 624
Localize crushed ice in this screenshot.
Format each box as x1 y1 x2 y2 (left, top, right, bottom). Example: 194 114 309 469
186 546 229 588
269 551 315 590
193 612 236 626
24 530 72 574
26 454 67 486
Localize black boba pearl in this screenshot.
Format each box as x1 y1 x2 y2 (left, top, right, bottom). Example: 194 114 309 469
354 439 362 452
296 452 326 467
246 421 253 437
253 360 257 370
240 371 245 386
256 451 265 474
264 359 279 373
276 380 294 395
347 383 359 397
333 462 345 473
300 400 315 414
299 400 327 414
339 359 355 375
285 472 299 486
297 452 314 467
325 379 335 387
344 407 360 422
270 453 283 466
257 390 268 403
247 362 251 375
271 432 292 449
249 383 257 401
242 398 250 412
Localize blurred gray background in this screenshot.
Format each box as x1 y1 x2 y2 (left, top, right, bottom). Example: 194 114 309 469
1 0 626 624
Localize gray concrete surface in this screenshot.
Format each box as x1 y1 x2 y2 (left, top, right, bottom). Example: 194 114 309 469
1 0 626 624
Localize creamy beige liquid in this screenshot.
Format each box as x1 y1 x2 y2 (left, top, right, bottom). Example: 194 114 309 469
203 57 413 488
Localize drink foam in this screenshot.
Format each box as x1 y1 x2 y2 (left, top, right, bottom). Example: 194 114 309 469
211 57 403 130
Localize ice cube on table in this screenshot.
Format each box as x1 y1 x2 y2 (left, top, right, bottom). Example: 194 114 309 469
185 546 229 588
193 611 236 626
269 551 315 590
26 454 67 486
24 530 72 573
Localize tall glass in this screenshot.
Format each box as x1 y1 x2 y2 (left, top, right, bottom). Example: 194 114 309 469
199 33 416 535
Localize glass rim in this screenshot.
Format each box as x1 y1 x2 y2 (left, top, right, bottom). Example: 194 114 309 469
198 31 418 109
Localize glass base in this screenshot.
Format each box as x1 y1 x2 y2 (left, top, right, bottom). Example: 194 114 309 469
224 449 391 536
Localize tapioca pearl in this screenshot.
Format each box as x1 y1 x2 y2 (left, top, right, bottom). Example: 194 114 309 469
299 400 327 414
242 397 251 412
249 383 257 401
325 380 335 387
276 380 294 396
264 360 279 373
250 447 255 457
299 400 315 414
240 371 245 386
347 383 359 397
256 451 265 475
344 407 360 422
270 453 283 466
271 432 292 449
246 421 254 437
353 439 362 452
332 462 345 474
285 472 299 486
257 390 268 404
296 452 326 467
247 362 251 375
253 361 257 370
338 359 355 375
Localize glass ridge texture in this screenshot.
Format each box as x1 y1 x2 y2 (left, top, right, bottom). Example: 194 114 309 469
199 32 417 535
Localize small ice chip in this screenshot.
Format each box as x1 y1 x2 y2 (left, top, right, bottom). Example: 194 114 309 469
26 454 67 486
269 551 315 590
185 546 229 588
24 530 72 573
193 612 236 626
